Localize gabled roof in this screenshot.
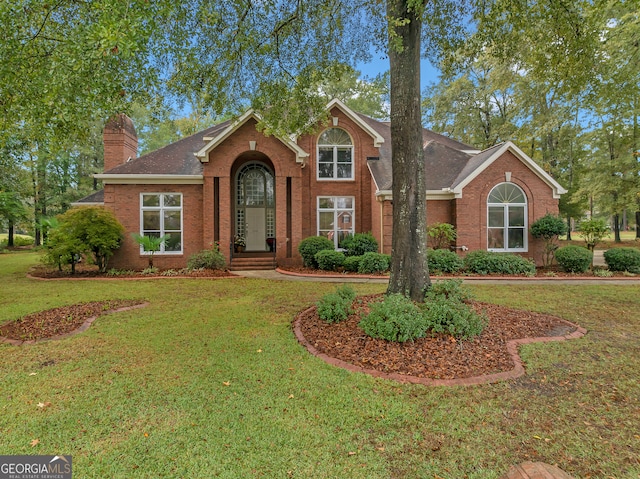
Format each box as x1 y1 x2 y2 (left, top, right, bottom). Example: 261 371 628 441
71 189 104 206
194 110 309 164
449 141 567 199
326 99 385 147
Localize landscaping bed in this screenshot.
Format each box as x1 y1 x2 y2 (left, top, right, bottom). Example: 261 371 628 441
296 294 579 381
27 263 236 279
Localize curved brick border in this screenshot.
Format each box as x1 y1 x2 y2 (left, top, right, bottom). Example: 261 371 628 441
276 267 640 282
293 306 587 386
0 302 149 346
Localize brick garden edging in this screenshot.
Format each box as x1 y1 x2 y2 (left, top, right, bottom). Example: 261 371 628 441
0 303 149 346
293 306 587 386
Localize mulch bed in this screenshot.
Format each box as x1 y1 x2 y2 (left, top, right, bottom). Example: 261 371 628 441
28 264 236 279
0 300 145 342
296 294 579 381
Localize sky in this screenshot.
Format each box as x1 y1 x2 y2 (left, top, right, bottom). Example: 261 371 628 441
355 55 442 91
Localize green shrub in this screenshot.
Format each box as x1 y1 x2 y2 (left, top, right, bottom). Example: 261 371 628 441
421 297 487 340
298 236 334 268
343 255 362 272
340 232 378 256
578 218 610 251
427 248 464 273
187 244 226 270
427 222 457 250
359 294 427 342
315 249 346 271
603 247 640 273
316 285 356 323
358 252 391 274
425 279 472 303
530 214 567 267
554 245 592 273
463 250 536 275
12 235 34 247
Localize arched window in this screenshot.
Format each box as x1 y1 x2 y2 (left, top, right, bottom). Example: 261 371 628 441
317 128 353 180
487 183 527 252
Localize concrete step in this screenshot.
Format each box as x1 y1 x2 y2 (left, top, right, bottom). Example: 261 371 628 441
230 256 277 271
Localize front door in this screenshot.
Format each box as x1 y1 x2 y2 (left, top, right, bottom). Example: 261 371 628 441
246 207 266 251
236 162 275 252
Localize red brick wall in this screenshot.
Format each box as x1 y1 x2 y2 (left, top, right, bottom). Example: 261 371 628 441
454 151 560 265
103 115 138 172
104 184 203 270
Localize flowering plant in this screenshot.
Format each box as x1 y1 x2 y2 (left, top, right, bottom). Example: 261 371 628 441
234 235 246 247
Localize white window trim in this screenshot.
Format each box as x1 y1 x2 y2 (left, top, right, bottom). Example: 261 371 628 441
139 193 184 255
317 196 355 249
316 129 354 181
487 183 528 253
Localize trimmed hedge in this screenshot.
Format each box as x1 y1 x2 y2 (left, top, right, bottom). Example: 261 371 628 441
343 255 362 272
427 248 464 273
340 232 378 256
187 246 226 270
554 245 592 273
298 236 334 268
315 249 346 271
604 247 640 273
358 252 391 274
463 250 536 276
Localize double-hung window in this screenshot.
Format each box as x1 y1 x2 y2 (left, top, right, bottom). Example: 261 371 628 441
317 128 353 180
140 193 183 253
318 196 355 248
487 183 527 252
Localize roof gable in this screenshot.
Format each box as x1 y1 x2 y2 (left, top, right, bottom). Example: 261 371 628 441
194 110 309 164
450 141 567 199
326 99 385 148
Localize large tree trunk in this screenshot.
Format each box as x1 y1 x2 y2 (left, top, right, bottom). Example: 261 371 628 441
636 208 640 240
386 0 430 301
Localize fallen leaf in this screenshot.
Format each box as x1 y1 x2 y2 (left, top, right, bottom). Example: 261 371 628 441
29 373 37 376
37 402 52 409
223 381 231 386
257 349 263 353
30 439 39 447
288 394 294 399
144 432 149 437
348 451 356 456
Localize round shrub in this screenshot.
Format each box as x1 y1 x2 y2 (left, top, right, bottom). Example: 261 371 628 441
463 250 535 275
421 297 487 340
358 252 391 274
427 248 464 273
340 232 378 256
603 247 640 273
343 255 362 272
316 285 356 323
315 249 346 271
298 236 334 268
187 245 226 270
359 294 428 342
554 245 592 273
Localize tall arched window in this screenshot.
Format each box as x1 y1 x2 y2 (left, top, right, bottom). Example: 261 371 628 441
487 183 527 252
317 128 353 180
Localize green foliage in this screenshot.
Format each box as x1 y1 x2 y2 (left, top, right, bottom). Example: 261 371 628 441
554 245 593 273
427 223 457 250
298 236 335 268
424 279 472 303
315 250 346 271
463 250 536 276
187 244 226 271
42 207 124 273
530 214 568 267
578 219 610 251
343 255 362 272
340 232 378 257
359 294 427 342
316 285 356 323
421 297 487 340
358 252 391 274
427 248 464 273
132 233 168 268
603 248 640 273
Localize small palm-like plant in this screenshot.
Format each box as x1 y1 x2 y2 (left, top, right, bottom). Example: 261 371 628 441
131 233 167 268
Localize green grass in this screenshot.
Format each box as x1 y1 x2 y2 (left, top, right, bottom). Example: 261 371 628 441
1 252 639 478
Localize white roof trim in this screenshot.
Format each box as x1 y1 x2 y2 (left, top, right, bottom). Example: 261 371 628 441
70 201 104 207
452 141 568 199
375 189 457 201
95 174 204 185
194 109 309 164
326 98 385 148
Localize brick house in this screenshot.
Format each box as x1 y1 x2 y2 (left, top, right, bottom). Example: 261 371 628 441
80 99 566 270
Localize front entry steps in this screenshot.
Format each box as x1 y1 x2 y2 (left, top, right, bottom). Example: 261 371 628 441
230 252 277 271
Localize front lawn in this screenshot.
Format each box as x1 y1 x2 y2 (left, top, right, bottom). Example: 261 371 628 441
1 252 639 478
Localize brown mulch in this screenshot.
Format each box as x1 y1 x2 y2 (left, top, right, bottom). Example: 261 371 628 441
0 300 144 342
296 294 578 380
28 264 236 279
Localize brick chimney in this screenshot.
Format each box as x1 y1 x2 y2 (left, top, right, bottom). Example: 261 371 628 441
103 114 138 172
